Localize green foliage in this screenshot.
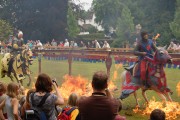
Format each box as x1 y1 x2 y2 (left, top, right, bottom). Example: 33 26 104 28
112 6 134 47
0 0 68 42
93 0 176 46
67 6 80 39
0 20 13 42
86 25 98 34
170 0 180 42
93 0 123 30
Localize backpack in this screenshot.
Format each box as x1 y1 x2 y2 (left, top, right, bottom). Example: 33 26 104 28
57 106 77 120
25 92 50 120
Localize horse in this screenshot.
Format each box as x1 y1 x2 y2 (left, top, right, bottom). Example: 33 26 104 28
1 49 33 86
120 47 173 107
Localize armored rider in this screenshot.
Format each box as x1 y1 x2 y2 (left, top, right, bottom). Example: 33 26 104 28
8 30 24 75
133 31 157 89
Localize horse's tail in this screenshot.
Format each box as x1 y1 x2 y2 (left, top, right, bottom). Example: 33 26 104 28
120 70 140 100
120 71 127 90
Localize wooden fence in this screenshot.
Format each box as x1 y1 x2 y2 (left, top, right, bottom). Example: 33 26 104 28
32 47 180 76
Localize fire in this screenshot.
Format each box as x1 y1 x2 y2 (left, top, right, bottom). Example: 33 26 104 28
58 74 118 100
177 82 180 96
113 64 123 80
58 75 90 100
24 82 35 95
133 97 180 120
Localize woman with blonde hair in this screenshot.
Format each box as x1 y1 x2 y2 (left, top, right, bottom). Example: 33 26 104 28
0 82 7 119
0 82 21 120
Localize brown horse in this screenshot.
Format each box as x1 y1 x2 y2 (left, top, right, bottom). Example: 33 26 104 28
120 47 173 107
1 49 33 86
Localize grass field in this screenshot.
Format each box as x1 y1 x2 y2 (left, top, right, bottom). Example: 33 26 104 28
1 56 180 120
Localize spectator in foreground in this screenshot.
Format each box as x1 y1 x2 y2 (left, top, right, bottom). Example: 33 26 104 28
58 93 80 120
29 73 64 120
0 82 21 120
150 109 165 120
0 82 7 119
20 89 35 119
78 71 121 120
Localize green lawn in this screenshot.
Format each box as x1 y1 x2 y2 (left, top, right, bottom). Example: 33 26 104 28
1 56 180 120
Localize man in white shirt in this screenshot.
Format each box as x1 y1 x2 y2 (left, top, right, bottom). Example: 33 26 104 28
37 40 43 50
102 40 110 49
95 40 101 48
64 39 69 47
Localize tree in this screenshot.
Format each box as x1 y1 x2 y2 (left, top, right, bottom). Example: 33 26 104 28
67 5 80 38
124 0 175 46
0 20 13 42
0 0 68 42
170 0 180 42
93 0 176 46
92 0 123 33
111 6 134 47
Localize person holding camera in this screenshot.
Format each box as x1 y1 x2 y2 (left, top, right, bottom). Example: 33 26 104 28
28 73 64 120
78 71 121 120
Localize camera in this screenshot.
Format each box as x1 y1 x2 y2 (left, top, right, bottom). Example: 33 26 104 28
25 110 34 114
52 79 56 83
52 79 58 87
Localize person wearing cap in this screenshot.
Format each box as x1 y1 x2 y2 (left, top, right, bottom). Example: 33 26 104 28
133 31 157 89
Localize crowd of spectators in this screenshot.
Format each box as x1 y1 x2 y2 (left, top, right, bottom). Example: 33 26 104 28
0 71 167 120
0 38 111 54
167 41 180 53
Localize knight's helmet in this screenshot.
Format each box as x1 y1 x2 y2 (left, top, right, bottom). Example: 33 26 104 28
18 31 23 39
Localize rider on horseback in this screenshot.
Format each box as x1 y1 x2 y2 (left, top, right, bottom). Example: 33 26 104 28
8 30 24 76
133 31 157 89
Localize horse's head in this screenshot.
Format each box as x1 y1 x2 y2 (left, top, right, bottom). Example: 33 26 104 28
21 49 33 65
154 47 172 64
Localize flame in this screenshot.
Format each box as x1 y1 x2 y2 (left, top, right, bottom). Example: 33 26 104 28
58 74 118 100
24 82 35 95
177 82 180 96
58 75 90 100
115 64 123 69
133 97 180 120
113 64 123 80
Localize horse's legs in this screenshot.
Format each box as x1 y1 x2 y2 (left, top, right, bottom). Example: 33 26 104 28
27 75 31 86
151 85 169 102
163 92 173 102
133 92 140 107
13 73 23 86
157 92 167 102
142 89 149 104
9 75 14 82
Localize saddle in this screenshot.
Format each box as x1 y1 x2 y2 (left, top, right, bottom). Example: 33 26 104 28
124 61 150 81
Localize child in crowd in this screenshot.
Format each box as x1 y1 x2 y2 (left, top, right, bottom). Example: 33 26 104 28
58 93 80 120
20 89 35 119
0 82 21 120
0 82 7 119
